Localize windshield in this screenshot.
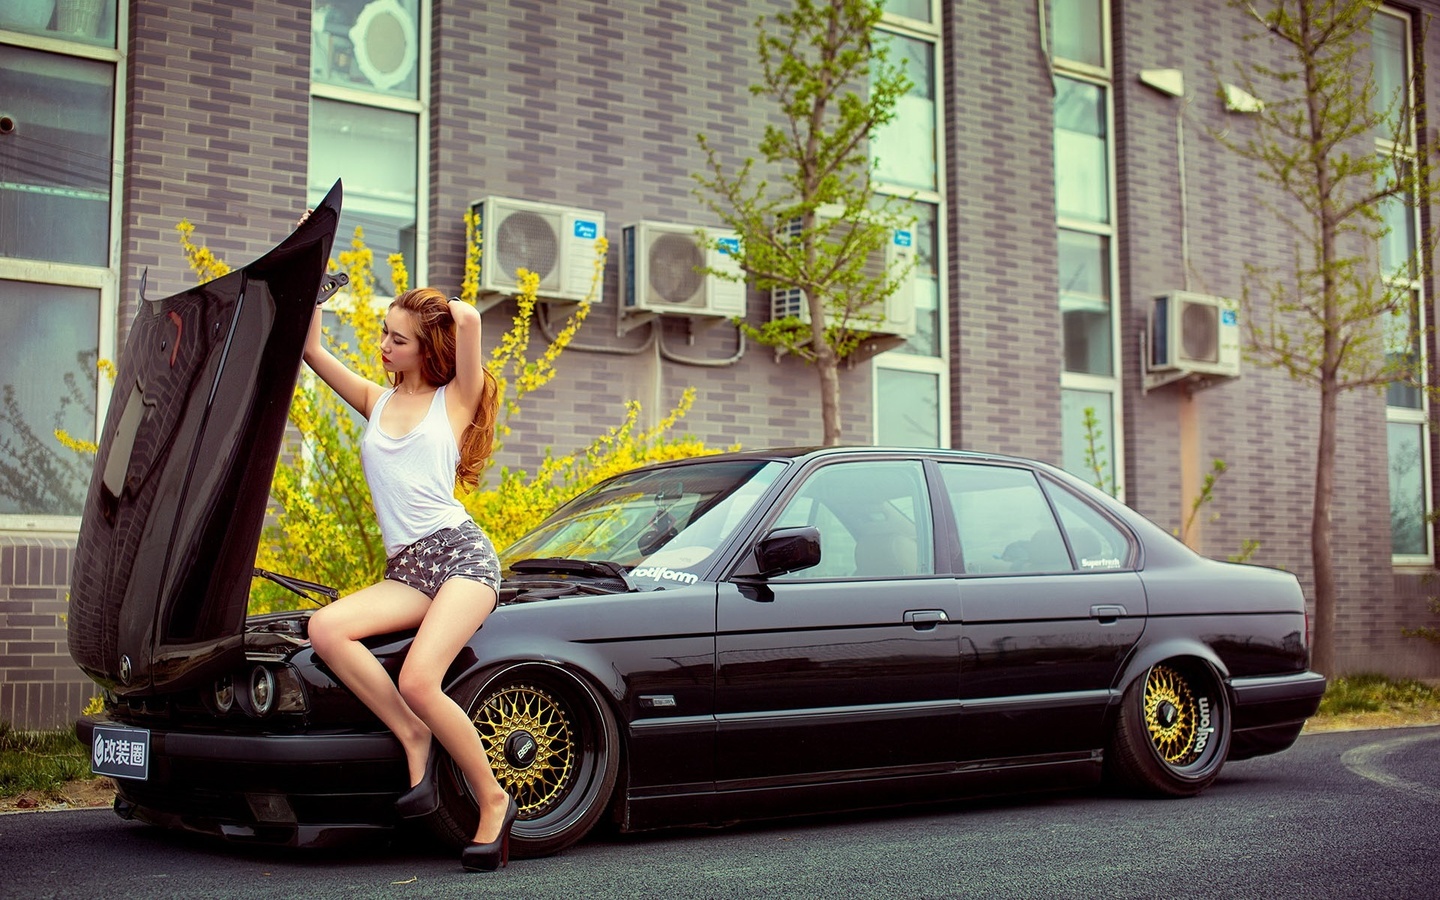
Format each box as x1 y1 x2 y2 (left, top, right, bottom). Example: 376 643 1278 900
503 459 785 579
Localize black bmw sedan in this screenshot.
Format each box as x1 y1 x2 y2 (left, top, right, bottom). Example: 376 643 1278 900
70 187 1325 858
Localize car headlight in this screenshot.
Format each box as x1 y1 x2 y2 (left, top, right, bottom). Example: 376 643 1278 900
214 675 234 713
251 666 276 716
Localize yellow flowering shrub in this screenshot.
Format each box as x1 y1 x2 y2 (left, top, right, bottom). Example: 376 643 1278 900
171 213 724 613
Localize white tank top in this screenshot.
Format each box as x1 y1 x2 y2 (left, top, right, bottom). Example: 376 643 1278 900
362 385 472 556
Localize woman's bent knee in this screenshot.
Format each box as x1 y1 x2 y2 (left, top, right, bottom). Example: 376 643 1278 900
397 669 445 713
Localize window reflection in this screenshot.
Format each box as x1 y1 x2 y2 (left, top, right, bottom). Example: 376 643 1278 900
1371 11 1410 143
872 32 936 191
877 369 939 447
1054 78 1109 224
0 0 117 47
308 98 418 295
0 280 100 516
1059 230 1111 374
312 0 420 98
0 47 114 266
1388 421 1427 555
1061 390 1115 495
1050 0 1105 69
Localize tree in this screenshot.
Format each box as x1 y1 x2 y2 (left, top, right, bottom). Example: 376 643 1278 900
694 0 912 446
1218 0 1434 675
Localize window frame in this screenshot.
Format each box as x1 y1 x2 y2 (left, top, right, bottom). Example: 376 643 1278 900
308 0 431 288
873 8 949 448
1374 5 1432 567
1051 0 1124 501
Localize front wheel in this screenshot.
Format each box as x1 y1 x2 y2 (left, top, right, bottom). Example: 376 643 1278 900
1105 660 1230 797
429 665 621 859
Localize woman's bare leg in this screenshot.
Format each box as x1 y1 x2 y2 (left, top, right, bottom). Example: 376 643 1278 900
307 581 435 785
397 578 508 844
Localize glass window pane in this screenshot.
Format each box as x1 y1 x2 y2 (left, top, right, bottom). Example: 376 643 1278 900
872 32 936 191
892 200 938 357
309 98 418 295
0 46 114 266
1051 0 1105 69
882 0 931 23
773 460 933 579
1061 389 1116 495
1388 421 1427 556
0 0 117 47
940 463 1071 574
1054 78 1109 223
1385 289 1422 409
1059 230 1112 374
1379 162 1415 280
312 0 420 99
1046 482 1131 569
877 368 939 447
0 280 100 516
1372 11 1409 142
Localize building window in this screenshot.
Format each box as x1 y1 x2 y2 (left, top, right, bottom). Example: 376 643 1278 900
0 0 117 47
1374 7 1431 563
1052 0 1121 497
873 7 947 447
1049 0 1106 71
308 0 426 296
0 6 122 529
0 47 114 266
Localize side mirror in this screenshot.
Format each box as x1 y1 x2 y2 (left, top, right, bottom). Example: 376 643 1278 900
753 526 822 578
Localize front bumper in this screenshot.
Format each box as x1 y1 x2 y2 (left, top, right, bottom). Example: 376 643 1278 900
77 714 407 848
1227 670 1327 760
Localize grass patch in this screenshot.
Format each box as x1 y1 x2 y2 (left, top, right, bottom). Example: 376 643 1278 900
1318 673 1440 716
0 720 93 795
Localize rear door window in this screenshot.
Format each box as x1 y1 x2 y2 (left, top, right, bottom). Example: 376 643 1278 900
939 463 1070 574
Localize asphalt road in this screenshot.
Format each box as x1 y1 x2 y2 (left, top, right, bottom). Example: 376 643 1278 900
3 726 1439 899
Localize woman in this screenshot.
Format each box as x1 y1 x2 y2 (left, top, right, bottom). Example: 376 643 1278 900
302 286 515 872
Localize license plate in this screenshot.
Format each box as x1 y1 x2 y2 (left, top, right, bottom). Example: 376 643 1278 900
91 725 150 781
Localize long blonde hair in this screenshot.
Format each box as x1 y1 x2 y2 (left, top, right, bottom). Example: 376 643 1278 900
389 287 499 490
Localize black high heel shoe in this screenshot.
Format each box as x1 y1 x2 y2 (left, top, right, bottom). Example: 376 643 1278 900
394 740 441 819
460 796 518 872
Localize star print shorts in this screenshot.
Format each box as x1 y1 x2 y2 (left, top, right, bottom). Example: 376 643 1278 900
384 520 501 602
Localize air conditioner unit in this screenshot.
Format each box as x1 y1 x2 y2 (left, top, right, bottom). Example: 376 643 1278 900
471 197 605 303
620 221 747 322
1149 291 1241 378
769 215 917 337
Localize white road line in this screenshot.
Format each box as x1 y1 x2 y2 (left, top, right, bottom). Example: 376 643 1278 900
1340 732 1440 802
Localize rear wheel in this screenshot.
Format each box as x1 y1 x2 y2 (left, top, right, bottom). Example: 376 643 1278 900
429 665 620 858
1106 660 1230 797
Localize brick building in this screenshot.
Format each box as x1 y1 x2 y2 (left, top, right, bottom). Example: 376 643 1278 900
2 0 1439 729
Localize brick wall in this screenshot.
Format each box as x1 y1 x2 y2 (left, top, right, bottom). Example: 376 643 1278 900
945 0 1065 460
0 537 94 730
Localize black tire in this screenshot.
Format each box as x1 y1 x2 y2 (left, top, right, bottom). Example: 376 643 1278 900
1105 660 1230 797
428 664 621 859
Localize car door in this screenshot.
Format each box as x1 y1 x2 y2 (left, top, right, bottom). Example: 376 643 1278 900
715 458 962 787
938 461 1146 761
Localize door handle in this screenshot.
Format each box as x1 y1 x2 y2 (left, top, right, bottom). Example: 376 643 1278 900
904 609 949 631
1090 604 1126 623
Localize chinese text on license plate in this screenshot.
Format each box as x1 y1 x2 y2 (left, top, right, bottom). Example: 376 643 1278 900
91 725 150 780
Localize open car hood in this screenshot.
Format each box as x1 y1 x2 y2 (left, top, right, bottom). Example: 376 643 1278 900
67 182 342 696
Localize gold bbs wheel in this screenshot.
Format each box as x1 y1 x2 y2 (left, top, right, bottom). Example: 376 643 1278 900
430 667 620 859
1106 660 1229 797
1143 664 1200 765
472 683 576 817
